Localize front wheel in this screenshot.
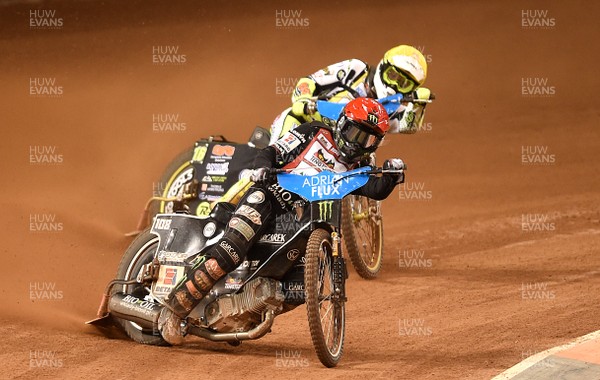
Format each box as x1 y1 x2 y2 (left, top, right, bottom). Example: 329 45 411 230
112 229 167 345
305 229 345 367
342 196 384 279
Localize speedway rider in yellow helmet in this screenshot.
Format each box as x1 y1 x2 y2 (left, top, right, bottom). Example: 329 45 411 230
269 45 432 144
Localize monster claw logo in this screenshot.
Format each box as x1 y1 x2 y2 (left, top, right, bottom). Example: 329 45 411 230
318 201 334 220
367 113 379 125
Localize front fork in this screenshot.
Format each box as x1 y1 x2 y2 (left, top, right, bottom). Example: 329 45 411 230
331 232 347 302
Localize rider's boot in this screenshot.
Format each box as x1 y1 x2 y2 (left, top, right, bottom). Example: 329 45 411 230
158 257 225 345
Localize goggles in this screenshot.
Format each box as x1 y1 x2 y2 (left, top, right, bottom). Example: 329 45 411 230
341 121 383 150
381 64 417 93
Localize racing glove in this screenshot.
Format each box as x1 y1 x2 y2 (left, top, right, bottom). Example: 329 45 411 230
383 158 406 184
291 98 316 118
249 167 272 183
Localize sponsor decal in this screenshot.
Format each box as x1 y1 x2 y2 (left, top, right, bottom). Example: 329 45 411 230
314 148 335 169
367 113 379 125
206 162 229 175
258 233 286 244
153 265 184 294
286 249 301 261
297 82 310 96
228 217 256 241
211 144 236 157
290 129 307 143
316 134 333 150
121 294 158 316
201 183 225 193
235 205 262 225
163 268 178 285
205 258 226 280
284 282 304 291
276 134 301 153
203 222 217 237
268 183 295 209
154 218 172 230
224 275 243 290
196 202 212 218
247 191 265 204
337 69 346 80
202 175 212 182
157 251 188 263
318 201 334 220
219 240 241 263
302 174 349 198
211 176 227 183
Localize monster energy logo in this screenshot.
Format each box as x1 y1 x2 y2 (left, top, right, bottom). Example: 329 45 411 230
318 201 334 220
367 113 379 124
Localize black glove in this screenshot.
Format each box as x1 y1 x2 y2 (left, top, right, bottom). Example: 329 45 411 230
383 158 406 184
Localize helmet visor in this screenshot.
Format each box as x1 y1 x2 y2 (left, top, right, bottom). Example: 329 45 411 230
382 65 416 93
341 121 383 150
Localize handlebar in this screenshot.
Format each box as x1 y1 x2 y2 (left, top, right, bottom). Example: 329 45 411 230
270 166 405 176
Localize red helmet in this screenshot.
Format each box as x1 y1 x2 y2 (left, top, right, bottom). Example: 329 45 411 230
335 98 390 161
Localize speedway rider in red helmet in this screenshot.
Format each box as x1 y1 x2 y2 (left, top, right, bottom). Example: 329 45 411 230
158 98 406 345
270 45 432 144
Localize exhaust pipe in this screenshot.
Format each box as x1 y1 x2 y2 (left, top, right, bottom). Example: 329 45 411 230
187 309 276 342
108 292 161 330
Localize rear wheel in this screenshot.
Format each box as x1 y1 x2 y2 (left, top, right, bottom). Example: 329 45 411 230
342 196 384 279
305 229 345 367
112 229 167 345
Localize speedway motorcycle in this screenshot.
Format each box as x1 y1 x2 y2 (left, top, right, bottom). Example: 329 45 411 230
89 166 403 367
135 94 418 279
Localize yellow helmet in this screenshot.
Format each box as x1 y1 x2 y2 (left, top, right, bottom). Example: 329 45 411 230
373 45 428 98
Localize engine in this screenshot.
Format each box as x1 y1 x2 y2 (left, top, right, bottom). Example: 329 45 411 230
204 277 285 333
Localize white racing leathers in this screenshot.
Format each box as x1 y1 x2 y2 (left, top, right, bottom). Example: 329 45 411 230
269 59 424 144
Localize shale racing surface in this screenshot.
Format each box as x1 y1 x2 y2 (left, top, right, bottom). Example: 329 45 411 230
1 1 599 379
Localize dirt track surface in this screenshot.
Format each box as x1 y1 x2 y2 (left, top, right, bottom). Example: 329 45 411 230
2 1 600 379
